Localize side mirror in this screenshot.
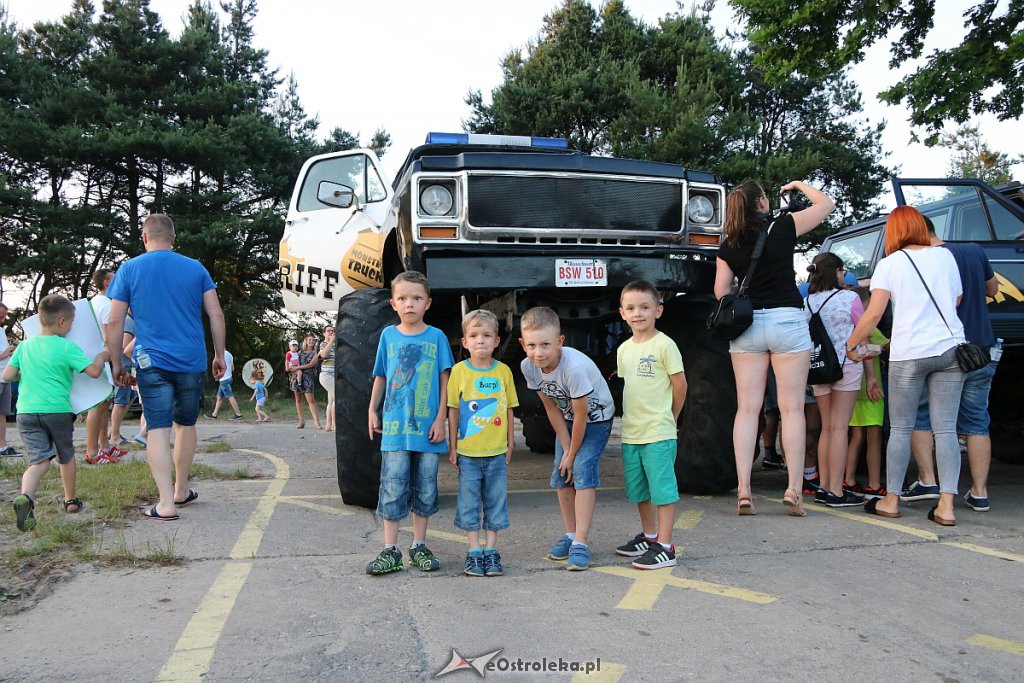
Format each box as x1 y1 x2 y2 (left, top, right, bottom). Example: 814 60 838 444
317 181 358 209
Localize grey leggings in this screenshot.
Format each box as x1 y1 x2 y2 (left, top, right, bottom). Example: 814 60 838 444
886 347 966 495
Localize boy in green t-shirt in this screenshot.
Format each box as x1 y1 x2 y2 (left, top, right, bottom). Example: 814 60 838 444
614 280 687 569
447 310 519 577
3 295 109 531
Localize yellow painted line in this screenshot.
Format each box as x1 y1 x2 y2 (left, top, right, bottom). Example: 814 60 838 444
157 449 288 682
967 634 1024 656
278 498 355 517
771 497 939 541
674 509 703 530
595 566 778 609
399 527 468 544
692 495 712 500
943 543 1024 563
571 661 626 682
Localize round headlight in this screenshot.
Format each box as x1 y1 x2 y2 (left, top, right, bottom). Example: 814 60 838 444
420 185 453 216
686 195 715 224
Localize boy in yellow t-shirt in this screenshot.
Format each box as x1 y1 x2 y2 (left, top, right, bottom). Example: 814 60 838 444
615 280 687 569
447 310 519 577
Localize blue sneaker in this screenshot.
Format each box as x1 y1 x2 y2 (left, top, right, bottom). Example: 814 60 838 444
483 549 504 576
464 551 485 577
547 535 572 561
900 481 940 502
964 491 990 511
566 543 590 571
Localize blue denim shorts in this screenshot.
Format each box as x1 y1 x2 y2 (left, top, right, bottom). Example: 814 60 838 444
135 367 205 430
914 361 997 436
376 450 440 521
730 307 812 355
455 454 509 532
550 419 612 491
113 385 133 406
216 379 234 398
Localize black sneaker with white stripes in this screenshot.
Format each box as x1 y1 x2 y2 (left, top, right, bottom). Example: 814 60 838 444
825 490 866 508
615 532 656 557
632 544 676 570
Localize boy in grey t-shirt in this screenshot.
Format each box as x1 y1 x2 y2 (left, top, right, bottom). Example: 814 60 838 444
519 307 613 571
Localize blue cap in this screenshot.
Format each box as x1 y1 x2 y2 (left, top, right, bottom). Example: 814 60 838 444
843 272 859 287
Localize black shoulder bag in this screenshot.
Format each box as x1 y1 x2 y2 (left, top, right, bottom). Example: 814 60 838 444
899 249 989 372
806 290 845 385
707 221 776 341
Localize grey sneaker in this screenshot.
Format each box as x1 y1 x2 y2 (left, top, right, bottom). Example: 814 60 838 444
900 481 940 502
230 414 243 421
366 547 403 575
483 549 504 576
409 543 440 571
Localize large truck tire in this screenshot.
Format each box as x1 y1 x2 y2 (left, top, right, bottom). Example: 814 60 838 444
335 288 395 508
661 298 739 494
522 415 557 454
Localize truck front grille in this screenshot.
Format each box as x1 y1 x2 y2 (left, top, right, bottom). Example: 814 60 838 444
466 174 682 233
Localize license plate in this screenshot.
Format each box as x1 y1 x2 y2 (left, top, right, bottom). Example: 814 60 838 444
555 259 607 288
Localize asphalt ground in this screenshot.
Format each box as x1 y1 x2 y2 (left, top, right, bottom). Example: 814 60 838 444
1 419 1023 682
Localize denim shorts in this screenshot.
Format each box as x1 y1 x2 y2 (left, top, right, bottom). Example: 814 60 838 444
216 379 234 398
454 454 509 532
376 450 440 521
730 307 812 355
551 419 612 491
914 361 997 436
113 385 133 406
622 439 679 505
135 367 205 430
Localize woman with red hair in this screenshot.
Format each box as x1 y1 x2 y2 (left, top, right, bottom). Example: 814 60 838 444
846 206 966 524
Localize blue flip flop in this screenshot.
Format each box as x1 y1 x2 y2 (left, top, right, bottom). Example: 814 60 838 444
174 489 199 506
141 506 179 521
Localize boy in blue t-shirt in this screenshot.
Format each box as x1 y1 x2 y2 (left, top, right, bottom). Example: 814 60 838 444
249 368 269 423
366 271 454 575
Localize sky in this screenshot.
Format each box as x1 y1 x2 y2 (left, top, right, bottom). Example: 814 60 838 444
3 0 1022 196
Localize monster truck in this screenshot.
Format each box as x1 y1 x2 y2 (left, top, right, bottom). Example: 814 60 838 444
820 178 1024 465
280 133 739 508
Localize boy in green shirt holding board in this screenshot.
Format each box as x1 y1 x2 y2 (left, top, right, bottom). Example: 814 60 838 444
3 295 109 531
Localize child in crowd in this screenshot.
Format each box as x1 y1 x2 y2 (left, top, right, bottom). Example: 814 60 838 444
520 306 614 571
447 310 518 577
250 368 270 423
614 281 687 569
845 286 887 497
3 295 109 531
286 340 302 384
366 271 453 575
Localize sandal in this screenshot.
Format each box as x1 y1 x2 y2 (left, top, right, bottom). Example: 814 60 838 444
927 505 956 526
141 505 179 521
63 498 83 514
783 490 806 517
174 489 199 506
864 497 901 518
296 422 305 429
737 494 756 516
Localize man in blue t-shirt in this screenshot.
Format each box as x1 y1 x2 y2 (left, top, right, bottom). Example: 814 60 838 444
106 214 227 521
910 218 999 511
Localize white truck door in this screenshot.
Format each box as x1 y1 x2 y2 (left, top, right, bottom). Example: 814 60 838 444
280 149 392 312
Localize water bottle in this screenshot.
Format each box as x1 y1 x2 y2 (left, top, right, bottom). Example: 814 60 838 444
990 338 1003 363
136 343 152 369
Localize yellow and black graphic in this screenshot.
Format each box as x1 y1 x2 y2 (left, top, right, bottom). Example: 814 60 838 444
989 271 1024 305
342 228 386 289
279 236 306 296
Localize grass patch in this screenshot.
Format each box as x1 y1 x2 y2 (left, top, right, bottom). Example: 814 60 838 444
202 441 232 454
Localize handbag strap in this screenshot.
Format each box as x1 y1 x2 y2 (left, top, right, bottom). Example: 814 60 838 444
736 220 777 297
899 249 960 343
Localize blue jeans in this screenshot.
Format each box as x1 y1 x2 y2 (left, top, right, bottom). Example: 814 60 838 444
887 348 965 495
454 454 509 532
135 367 205 430
550 420 612 490
216 379 234 398
913 361 998 436
376 451 440 521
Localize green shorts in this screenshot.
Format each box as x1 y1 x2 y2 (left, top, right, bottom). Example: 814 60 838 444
622 439 679 506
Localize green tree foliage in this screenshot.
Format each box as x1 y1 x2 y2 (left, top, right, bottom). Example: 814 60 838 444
466 0 890 246
731 0 1024 144
0 0 387 361
940 124 1022 184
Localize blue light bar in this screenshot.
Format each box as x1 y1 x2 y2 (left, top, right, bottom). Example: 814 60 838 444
424 132 569 149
